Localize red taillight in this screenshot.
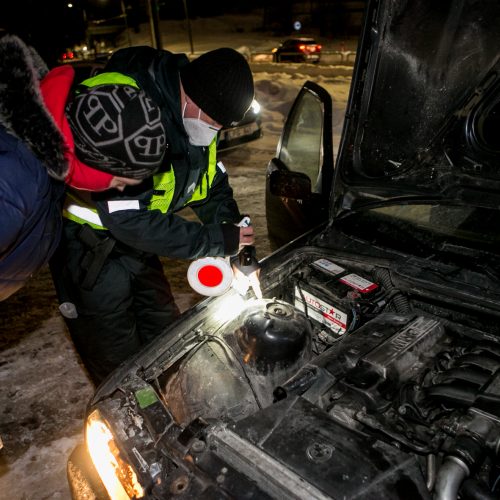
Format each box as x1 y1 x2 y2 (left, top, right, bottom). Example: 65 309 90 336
299 44 322 53
62 53 67 60
69 51 74 59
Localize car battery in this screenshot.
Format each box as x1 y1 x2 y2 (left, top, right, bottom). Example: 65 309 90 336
293 258 379 343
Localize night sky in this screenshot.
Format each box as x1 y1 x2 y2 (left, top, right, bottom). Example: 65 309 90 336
1 0 87 67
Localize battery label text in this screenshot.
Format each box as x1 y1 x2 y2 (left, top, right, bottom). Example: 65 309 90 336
294 287 348 334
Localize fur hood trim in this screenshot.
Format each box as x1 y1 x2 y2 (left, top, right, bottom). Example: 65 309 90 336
0 35 68 180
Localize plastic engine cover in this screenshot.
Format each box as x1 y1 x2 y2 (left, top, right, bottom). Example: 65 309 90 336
163 299 313 425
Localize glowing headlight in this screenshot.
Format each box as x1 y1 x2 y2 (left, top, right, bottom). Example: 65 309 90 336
250 99 261 114
86 410 144 500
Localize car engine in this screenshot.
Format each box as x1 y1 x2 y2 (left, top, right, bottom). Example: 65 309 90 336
95 250 500 499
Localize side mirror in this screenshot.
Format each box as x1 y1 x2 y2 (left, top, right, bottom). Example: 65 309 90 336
269 170 312 200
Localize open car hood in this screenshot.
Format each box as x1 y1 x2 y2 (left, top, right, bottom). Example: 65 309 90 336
334 0 500 216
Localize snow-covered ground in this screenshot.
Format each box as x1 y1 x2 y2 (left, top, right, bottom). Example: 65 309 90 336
0 13 355 499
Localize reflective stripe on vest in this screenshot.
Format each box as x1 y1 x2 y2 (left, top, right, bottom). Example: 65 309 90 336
149 139 218 213
186 141 218 204
63 192 106 230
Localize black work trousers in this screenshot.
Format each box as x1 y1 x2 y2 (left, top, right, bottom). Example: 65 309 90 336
51 221 180 385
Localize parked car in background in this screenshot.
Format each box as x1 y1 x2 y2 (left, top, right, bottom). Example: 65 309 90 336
68 1 500 499
62 58 262 152
218 98 262 151
272 37 322 63
60 49 80 62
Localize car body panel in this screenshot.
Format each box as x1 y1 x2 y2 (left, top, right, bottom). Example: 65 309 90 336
333 0 500 216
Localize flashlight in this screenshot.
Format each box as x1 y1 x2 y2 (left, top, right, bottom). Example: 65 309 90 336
234 217 262 299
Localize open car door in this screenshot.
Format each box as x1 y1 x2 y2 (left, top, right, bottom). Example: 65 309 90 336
265 81 334 250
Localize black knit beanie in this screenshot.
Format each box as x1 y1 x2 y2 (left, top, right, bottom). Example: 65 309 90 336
180 48 254 127
67 84 167 179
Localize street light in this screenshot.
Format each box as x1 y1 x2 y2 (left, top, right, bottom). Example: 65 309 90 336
147 0 162 49
182 0 194 55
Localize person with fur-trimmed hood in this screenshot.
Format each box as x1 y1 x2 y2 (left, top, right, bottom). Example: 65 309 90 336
0 34 150 301
0 34 68 301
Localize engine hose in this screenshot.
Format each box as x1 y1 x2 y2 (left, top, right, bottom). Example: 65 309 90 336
460 478 497 500
434 456 469 500
273 365 318 401
427 454 437 491
373 268 410 313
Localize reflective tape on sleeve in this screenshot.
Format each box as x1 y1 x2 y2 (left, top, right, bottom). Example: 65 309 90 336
64 202 104 227
107 200 140 213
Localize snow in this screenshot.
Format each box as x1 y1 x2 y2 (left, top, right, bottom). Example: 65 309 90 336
1 436 81 498
0 13 354 499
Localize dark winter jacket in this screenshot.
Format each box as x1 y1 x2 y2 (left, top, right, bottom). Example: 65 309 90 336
0 35 67 301
76 46 241 259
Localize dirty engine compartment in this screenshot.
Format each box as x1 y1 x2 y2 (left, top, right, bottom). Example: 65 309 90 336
93 247 500 499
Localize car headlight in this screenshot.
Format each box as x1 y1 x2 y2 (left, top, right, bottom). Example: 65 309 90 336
86 409 144 499
251 99 261 114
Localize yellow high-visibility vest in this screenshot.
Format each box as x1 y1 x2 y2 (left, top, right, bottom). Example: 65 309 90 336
149 139 218 213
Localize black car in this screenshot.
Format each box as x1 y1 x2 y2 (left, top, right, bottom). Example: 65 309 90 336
272 37 322 63
217 98 262 151
69 1 500 499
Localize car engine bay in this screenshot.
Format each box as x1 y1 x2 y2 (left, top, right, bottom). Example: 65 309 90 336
94 248 500 499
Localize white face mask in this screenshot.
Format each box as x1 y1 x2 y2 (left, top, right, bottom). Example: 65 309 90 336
182 103 220 146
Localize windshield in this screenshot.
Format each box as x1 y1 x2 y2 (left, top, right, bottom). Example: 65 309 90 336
336 203 500 260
